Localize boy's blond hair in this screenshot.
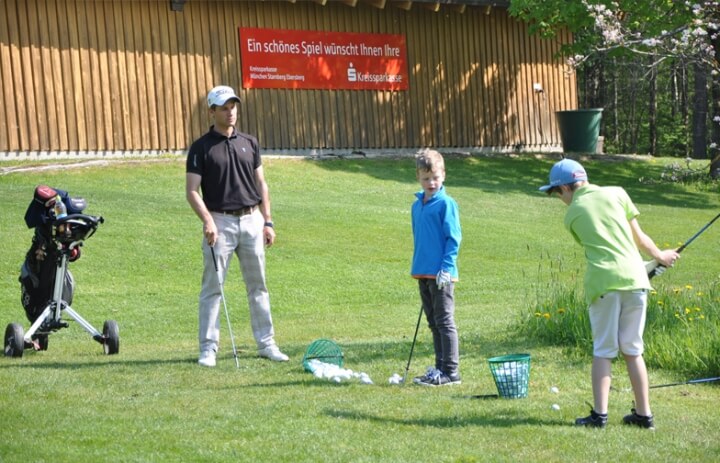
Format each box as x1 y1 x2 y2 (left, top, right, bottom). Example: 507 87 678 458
415 148 445 173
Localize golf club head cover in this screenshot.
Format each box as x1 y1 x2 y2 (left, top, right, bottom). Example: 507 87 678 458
24 186 88 229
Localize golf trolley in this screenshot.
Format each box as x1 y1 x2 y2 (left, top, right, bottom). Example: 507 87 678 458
3 185 119 358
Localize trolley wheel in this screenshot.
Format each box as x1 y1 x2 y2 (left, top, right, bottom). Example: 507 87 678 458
102 320 119 355
4 323 25 358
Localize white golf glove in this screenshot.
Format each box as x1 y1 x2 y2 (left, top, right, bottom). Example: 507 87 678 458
644 260 666 277
644 260 657 273
436 270 452 289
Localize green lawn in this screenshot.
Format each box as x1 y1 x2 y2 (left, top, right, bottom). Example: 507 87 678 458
0 155 718 462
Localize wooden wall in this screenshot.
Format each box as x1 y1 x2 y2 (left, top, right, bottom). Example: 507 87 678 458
0 0 576 153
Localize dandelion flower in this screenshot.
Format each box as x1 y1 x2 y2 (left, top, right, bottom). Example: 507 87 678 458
557 308 566 314
685 284 693 290
657 301 664 306
674 288 682 294
674 313 680 318
700 314 705 320
696 292 704 296
543 313 551 319
685 307 691 314
534 312 542 317
695 307 701 312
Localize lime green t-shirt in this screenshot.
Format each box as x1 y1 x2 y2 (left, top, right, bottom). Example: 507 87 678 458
564 184 651 304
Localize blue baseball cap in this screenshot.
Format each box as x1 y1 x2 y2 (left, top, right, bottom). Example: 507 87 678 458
539 159 588 192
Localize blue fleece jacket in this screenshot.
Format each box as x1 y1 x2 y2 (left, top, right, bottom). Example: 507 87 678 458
410 186 462 279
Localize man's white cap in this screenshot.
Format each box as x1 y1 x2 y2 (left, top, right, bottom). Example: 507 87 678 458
207 85 240 108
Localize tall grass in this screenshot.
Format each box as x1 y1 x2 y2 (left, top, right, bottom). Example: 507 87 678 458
519 256 720 378
646 281 720 376
518 252 588 356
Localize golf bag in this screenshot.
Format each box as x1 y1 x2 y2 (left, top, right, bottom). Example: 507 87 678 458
19 187 82 325
4 185 119 357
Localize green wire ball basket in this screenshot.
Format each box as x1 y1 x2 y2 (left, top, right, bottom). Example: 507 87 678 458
302 339 344 372
488 353 531 399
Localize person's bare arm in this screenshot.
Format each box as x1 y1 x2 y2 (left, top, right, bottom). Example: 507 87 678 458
255 166 275 247
186 173 217 246
629 218 679 267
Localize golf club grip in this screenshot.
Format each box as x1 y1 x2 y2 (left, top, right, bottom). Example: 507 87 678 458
210 246 219 272
648 212 720 279
647 265 664 279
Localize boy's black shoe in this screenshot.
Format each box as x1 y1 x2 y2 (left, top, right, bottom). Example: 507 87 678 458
623 409 655 430
417 370 462 387
575 409 608 428
413 367 440 385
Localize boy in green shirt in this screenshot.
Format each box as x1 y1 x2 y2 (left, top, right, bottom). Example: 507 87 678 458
540 159 679 429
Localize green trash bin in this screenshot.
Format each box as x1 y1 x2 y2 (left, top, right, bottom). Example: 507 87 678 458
556 109 603 153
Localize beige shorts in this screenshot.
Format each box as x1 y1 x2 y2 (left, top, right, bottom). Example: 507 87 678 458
589 290 647 358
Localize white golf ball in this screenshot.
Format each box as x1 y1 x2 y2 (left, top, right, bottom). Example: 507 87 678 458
551 403 560 411
550 386 559 394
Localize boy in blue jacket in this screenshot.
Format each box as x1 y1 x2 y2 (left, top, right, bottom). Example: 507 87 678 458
411 149 462 386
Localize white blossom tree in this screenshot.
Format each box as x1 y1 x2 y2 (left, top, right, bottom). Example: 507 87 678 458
510 0 719 173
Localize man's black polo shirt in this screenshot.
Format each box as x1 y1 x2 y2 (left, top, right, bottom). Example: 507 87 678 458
187 127 262 211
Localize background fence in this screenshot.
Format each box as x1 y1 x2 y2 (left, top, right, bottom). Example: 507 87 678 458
0 0 576 153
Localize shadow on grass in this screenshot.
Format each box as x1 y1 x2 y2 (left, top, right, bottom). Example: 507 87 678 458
324 408 567 428
0 356 196 370
334 332 544 366
311 155 717 210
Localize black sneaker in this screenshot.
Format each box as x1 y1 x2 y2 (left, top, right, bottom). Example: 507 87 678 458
575 409 608 428
418 370 462 387
413 367 440 384
623 409 655 430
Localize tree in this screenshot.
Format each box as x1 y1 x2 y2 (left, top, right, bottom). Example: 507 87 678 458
509 0 720 170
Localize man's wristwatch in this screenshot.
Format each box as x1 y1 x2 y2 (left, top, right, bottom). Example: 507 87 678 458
264 221 274 228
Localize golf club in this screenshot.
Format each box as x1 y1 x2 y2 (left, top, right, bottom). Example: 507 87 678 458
210 246 240 369
647 211 720 279
402 305 424 385
650 376 720 389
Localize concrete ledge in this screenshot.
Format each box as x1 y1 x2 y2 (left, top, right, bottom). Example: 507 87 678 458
0 150 187 161
0 145 564 162
1 147 652 176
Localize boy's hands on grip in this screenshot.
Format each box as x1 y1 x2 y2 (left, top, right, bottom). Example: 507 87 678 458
436 270 452 289
645 260 666 276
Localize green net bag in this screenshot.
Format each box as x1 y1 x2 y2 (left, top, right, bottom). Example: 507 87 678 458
302 339 344 372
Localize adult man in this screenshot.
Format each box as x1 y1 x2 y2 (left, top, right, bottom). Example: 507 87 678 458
186 85 288 367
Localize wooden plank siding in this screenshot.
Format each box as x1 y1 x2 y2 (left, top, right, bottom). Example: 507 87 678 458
0 0 576 153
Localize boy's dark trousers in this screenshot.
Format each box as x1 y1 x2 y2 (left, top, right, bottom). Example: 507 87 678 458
418 278 459 376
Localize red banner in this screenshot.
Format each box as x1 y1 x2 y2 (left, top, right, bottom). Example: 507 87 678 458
239 28 409 91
